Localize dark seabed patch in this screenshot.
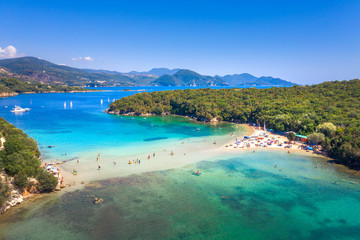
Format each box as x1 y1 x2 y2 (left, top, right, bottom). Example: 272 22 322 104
143 136 169 141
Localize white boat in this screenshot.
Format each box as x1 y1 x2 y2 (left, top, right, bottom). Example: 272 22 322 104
64 102 67 109
101 99 103 104
11 106 30 113
70 101 73 108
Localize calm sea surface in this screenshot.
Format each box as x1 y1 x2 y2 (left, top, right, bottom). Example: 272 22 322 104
0 86 359 239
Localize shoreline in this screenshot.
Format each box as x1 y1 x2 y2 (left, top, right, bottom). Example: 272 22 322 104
2 123 358 216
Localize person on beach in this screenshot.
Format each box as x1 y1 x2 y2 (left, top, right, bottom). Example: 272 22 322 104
274 164 278 168
139 160 141 164
153 153 155 157
77 159 79 164
171 151 174 156
98 165 101 170
113 161 116 165
148 155 150 159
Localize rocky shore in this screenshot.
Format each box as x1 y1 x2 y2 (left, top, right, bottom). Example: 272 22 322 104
0 189 23 214
105 109 222 123
0 166 66 215
0 92 18 98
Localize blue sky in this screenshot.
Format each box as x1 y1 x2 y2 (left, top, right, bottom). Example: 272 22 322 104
0 0 359 84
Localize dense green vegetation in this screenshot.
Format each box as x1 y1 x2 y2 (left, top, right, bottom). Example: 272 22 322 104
0 117 58 205
108 79 360 169
0 77 89 94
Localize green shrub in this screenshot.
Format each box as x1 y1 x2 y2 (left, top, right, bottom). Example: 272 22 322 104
37 171 58 192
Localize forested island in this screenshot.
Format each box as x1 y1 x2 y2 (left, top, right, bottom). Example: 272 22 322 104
107 79 360 169
0 77 92 97
0 118 58 213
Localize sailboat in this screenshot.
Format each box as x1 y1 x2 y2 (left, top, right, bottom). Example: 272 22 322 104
101 99 103 104
64 102 66 109
70 101 73 108
107 97 110 103
112 98 115 102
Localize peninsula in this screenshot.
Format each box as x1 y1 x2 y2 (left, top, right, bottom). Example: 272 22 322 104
107 79 360 170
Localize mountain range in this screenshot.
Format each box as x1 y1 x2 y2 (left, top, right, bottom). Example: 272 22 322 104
0 57 296 87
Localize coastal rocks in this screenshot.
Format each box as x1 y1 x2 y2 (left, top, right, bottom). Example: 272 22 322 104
105 108 170 117
1 190 24 214
0 137 5 150
0 92 18 98
210 117 220 122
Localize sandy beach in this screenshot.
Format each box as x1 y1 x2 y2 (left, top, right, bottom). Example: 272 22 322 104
56 123 332 189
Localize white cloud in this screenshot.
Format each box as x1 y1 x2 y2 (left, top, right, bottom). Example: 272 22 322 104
71 56 94 62
83 56 94 62
0 45 18 58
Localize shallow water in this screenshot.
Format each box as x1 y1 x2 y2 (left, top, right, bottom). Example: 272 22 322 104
1 151 360 240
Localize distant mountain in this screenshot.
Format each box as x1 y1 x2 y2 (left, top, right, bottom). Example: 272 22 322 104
127 68 182 76
255 76 295 86
221 73 258 85
221 73 295 86
153 69 228 86
0 57 134 86
0 57 297 87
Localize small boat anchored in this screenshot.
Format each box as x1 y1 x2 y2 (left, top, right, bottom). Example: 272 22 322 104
11 106 31 113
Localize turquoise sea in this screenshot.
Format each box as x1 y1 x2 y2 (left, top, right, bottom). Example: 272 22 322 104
0 87 360 239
